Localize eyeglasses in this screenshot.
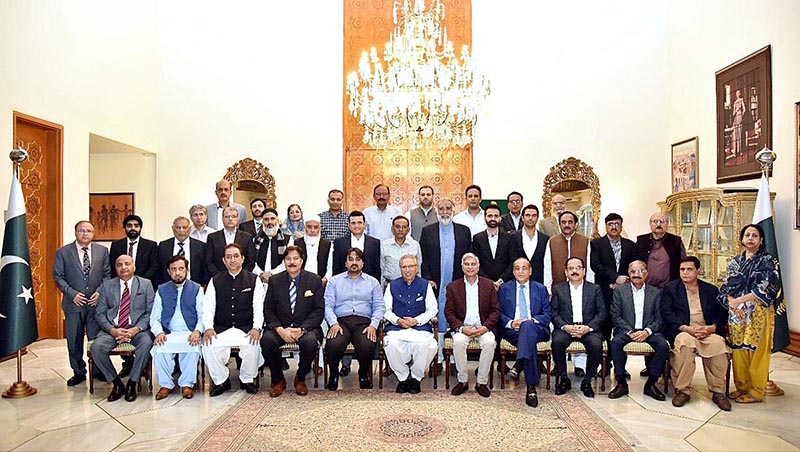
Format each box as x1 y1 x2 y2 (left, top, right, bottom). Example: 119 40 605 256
629 269 647 275
508 199 522 204
223 215 238 219
650 219 667 224
566 266 584 271
400 264 417 269
76 229 93 234
606 221 621 227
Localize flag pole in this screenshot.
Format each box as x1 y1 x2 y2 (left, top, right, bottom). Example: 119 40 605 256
2 149 37 398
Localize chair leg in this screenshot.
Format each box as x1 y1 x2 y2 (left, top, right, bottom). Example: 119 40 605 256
600 352 606 392
489 361 494 390
323 350 328 386
431 355 438 389
378 355 384 390
444 352 451 390
499 353 506 390
544 353 551 390
88 354 95 394
663 359 670 394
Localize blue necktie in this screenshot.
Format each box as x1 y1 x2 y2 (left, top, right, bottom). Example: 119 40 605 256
519 284 529 319
289 278 297 314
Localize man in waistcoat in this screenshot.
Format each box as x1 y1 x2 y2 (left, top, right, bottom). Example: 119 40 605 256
294 214 332 284
407 185 437 241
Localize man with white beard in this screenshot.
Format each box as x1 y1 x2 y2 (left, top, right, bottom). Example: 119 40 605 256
254 208 291 283
293 214 332 283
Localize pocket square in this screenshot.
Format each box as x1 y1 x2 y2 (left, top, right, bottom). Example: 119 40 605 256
304 290 313 297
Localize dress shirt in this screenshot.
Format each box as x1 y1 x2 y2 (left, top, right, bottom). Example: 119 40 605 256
172 239 191 271
505 282 534 329
149 283 205 336
76 242 92 265
113 278 135 327
487 230 499 258
542 234 595 292
303 237 333 280
125 239 139 262
201 271 265 332
569 281 584 324
509 213 522 230
383 281 437 325
319 210 350 242
350 234 366 251
631 283 650 333
522 229 539 259
438 222 455 300
609 236 622 270
462 277 482 327
364 205 403 241
453 209 486 237
190 226 216 243
380 237 422 283
223 229 237 245
253 238 285 277
324 272 385 329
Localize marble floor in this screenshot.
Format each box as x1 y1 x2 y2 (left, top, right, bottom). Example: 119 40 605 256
1 339 798 452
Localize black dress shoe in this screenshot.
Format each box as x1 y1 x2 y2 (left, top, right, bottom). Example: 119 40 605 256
574 367 586 378
526 385 538 408
359 377 373 389
210 379 232 397
240 381 258 394
67 374 86 387
451 382 469 396
107 383 125 402
281 357 290 371
580 379 595 398
608 383 629 399
555 376 571 396
408 378 421 394
327 374 339 391
639 367 649 377
339 365 351 376
118 363 133 379
396 378 409 394
643 384 666 401
124 381 138 402
624 371 631 380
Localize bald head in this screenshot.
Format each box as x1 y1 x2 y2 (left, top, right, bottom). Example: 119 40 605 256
649 211 669 238
552 194 566 215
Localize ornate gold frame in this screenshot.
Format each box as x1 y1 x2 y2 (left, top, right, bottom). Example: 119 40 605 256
542 157 601 238
223 158 277 209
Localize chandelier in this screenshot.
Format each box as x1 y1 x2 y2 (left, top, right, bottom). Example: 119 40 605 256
346 0 490 150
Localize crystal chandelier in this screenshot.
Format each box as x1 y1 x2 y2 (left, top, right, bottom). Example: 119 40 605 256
346 0 490 150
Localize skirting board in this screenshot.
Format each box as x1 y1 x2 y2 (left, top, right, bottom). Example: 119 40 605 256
784 330 800 357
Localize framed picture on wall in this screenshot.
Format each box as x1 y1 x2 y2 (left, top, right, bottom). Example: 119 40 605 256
715 45 772 184
796 102 800 229
671 136 699 193
89 192 135 241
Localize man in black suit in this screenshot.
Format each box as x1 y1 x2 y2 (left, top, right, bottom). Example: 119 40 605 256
109 214 159 284
206 206 256 275
509 204 549 284
499 191 524 232
238 198 266 237
261 246 325 397
332 211 381 280
254 208 291 283
471 204 513 289
157 216 209 286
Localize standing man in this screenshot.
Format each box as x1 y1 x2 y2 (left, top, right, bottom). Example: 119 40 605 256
294 214 332 284
445 253 500 398
206 207 256 276
453 184 486 237
471 204 513 288
189 204 216 243
543 211 594 293
380 216 422 286
90 255 154 402
332 211 381 280
636 211 686 290
261 246 325 397
509 204 549 284
319 189 350 242
53 221 110 387
239 198 267 238
253 208 290 282
500 191 524 232
407 185 437 241
157 216 209 286
538 194 567 237
363 184 403 241
497 258 551 407
109 214 159 284
383 254 438 394
202 243 265 396
150 256 204 400
205 179 246 229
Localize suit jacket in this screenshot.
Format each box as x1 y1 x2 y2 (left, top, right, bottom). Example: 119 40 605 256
109 237 159 283
660 278 726 343
550 280 606 334
238 219 260 237
497 279 551 334
500 212 523 233
53 242 111 311
95 276 155 333
444 276 501 333
332 234 381 280
471 230 513 283
590 235 640 302
263 270 325 332
508 229 549 283
156 237 210 286
205 202 247 229
419 222 472 293
538 217 560 238
206 229 257 275
611 283 662 336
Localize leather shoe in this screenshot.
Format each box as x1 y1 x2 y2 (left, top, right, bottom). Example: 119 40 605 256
507 368 519 382
476 383 491 398
294 376 308 396
107 383 125 402
118 361 133 379
574 367 586 378
240 381 258 394
181 386 194 399
639 367 649 377
526 385 538 408
66 374 86 387
580 379 595 398
396 378 409 394
210 379 232 397
155 387 173 400
408 378 421 394
608 383 629 399
672 392 691 407
712 392 732 411
339 364 351 376
555 377 571 396
644 384 666 401
124 380 138 402
359 376 373 389
281 357 290 371
270 379 287 397
451 381 469 396
327 374 339 391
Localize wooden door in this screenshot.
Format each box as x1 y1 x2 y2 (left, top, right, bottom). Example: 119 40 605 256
13 112 63 339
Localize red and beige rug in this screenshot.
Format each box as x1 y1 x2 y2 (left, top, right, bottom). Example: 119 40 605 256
183 390 634 452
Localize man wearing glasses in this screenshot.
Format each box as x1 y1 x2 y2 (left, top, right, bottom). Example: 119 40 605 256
500 191 524 232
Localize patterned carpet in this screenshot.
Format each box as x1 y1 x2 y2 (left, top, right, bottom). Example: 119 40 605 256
182 389 634 452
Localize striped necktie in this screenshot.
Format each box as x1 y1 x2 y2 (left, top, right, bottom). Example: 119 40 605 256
119 281 131 329
289 278 297 314
177 241 185 257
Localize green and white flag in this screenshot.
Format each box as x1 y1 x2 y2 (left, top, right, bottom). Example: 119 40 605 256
0 173 38 356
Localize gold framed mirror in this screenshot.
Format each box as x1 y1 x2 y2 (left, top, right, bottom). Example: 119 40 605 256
223 158 277 220
542 157 601 238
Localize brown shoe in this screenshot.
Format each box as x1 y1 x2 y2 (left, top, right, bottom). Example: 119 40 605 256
181 386 194 399
451 381 469 396
608 383 629 399
712 392 731 411
672 391 691 407
294 375 308 396
476 384 491 398
155 387 173 400
269 379 287 398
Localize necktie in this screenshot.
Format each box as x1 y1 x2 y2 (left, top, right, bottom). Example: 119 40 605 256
81 246 90 279
519 284 529 319
289 278 297 314
119 281 131 329
128 241 137 257
177 241 185 257
255 222 262 235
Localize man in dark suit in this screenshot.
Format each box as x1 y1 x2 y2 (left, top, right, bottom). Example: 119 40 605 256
53 221 110 387
206 206 256 276
499 191 524 232
509 204 549 284
445 253 500 398
332 210 381 279
550 257 606 398
157 216 209 286
261 246 325 397
608 260 669 401
109 214 159 284
661 256 730 411
471 204 513 288
238 198 266 237
90 255 155 402
498 258 551 407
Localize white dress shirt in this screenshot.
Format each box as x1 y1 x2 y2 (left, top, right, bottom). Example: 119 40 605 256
453 209 486 237
380 237 423 283
190 225 216 243
631 283 650 333
521 229 539 259
462 277 482 327
383 282 437 325
302 237 333 280
364 205 403 241
172 238 191 272
350 234 366 251
569 281 584 324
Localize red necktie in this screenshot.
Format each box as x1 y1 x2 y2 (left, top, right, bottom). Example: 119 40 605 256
119 281 131 329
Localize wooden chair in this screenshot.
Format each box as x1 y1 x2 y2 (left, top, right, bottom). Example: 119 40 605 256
277 342 321 389
442 335 494 390
87 341 152 394
497 339 553 390
553 340 609 392
615 341 669 393
322 343 374 388
377 319 439 389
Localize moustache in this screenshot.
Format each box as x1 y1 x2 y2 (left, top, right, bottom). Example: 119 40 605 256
570 272 578 276
487 220 498 228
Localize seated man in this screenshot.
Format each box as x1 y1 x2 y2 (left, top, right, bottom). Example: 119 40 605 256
150 256 204 400
324 247 385 390
608 260 669 401
90 255 154 402
202 243 265 396
498 257 551 407
550 256 606 399
261 246 325 397
383 254 438 394
662 256 730 411
445 253 500 398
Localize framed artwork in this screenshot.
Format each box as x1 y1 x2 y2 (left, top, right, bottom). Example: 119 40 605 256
716 45 772 184
671 136 699 193
89 192 135 241
796 102 800 229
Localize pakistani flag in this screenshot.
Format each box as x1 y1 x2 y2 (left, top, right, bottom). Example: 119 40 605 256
753 173 789 352
0 173 38 357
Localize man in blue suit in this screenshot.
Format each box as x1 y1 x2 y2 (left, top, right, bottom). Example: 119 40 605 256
498 257 551 408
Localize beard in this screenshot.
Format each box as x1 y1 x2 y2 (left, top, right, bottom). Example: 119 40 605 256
170 275 187 285
126 229 140 240
264 225 278 237
305 234 320 245
437 214 452 225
